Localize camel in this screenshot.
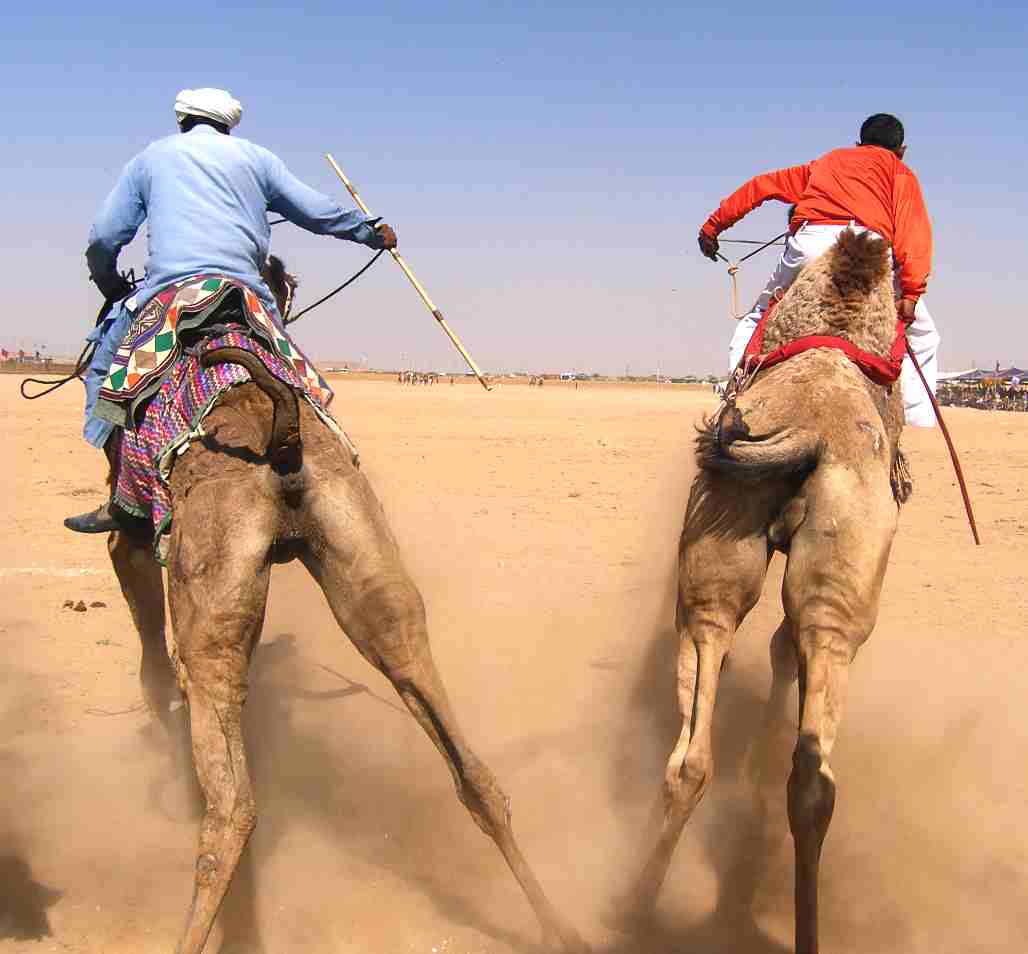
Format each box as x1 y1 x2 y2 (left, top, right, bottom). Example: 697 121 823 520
106 265 587 954
614 230 911 954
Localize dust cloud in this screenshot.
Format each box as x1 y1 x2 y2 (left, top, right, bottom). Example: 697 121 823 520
2 377 1025 952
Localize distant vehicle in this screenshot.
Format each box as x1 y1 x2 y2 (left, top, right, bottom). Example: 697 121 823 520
559 372 576 381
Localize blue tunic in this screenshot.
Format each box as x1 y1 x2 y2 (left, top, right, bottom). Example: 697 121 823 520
82 125 378 447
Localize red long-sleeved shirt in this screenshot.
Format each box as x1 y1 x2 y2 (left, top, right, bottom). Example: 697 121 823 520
701 145 933 301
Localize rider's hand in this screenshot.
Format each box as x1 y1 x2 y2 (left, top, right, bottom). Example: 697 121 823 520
93 272 133 302
371 222 397 250
697 230 720 261
897 298 917 325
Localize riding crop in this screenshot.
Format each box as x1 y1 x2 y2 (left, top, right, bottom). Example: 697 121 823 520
905 337 981 545
324 154 492 391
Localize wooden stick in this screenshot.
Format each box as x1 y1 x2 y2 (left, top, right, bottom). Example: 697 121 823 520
325 154 491 391
905 337 981 545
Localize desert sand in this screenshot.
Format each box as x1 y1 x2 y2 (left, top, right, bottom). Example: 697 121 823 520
1 373 1025 953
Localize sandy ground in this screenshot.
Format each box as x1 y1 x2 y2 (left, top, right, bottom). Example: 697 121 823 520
1 373 1026 954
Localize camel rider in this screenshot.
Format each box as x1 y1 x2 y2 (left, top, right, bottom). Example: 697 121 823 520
66 88 397 534
697 113 939 428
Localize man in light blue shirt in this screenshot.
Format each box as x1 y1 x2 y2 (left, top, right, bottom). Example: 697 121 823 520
68 88 396 532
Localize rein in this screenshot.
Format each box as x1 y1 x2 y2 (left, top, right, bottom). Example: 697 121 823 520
19 339 96 400
19 295 120 400
716 231 788 320
285 249 385 325
21 270 144 400
268 215 386 325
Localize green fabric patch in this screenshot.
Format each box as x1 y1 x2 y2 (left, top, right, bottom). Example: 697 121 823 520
201 278 222 291
277 338 291 356
109 367 127 390
93 397 129 428
155 331 174 352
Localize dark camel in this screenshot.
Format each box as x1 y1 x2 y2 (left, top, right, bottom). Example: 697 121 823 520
615 230 911 954
107 268 586 954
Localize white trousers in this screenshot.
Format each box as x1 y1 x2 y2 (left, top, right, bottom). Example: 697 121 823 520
727 223 940 427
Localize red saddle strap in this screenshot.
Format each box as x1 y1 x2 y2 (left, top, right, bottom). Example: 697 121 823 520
741 299 906 386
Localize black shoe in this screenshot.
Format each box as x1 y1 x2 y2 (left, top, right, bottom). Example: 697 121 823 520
64 504 119 534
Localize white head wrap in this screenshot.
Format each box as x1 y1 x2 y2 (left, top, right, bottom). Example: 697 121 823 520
174 88 242 130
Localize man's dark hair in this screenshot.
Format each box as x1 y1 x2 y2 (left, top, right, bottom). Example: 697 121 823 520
859 114 904 151
179 115 230 135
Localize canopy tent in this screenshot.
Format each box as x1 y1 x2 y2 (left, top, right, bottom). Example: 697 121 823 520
941 367 1027 383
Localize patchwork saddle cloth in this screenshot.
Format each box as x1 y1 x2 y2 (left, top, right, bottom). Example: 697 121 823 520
97 275 332 422
104 276 355 561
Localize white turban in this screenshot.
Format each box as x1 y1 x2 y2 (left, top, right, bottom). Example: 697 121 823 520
174 88 242 129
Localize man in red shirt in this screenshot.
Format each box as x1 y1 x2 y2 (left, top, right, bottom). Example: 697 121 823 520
698 114 939 426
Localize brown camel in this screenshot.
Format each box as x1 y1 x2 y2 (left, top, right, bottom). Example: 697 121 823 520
614 230 911 954
107 266 587 954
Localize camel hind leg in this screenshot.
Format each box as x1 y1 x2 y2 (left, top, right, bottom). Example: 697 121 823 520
299 460 587 952
780 469 896 954
164 477 275 954
617 477 774 922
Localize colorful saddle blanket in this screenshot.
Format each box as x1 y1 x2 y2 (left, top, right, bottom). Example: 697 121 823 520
107 277 355 563
97 275 333 426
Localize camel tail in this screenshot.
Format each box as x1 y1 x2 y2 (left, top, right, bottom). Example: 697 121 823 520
200 346 300 465
696 406 822 481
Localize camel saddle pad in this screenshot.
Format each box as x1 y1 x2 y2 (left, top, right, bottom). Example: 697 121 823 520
98 275 334 421
113 328 357 564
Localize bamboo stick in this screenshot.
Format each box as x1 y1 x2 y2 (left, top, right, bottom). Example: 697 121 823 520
325 154 491 391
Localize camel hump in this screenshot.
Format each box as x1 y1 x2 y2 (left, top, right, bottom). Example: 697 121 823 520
760 228 897 358
696 405 822 481
827 228 892 300
200 346 301 466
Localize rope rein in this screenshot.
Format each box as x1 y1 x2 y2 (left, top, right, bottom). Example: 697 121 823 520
19 339 97 400
19 294 122 400
715 231 789 321
267 213 386 325
285 248 385 325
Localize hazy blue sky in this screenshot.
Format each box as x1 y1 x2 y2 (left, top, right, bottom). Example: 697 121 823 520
3 2 1025 374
